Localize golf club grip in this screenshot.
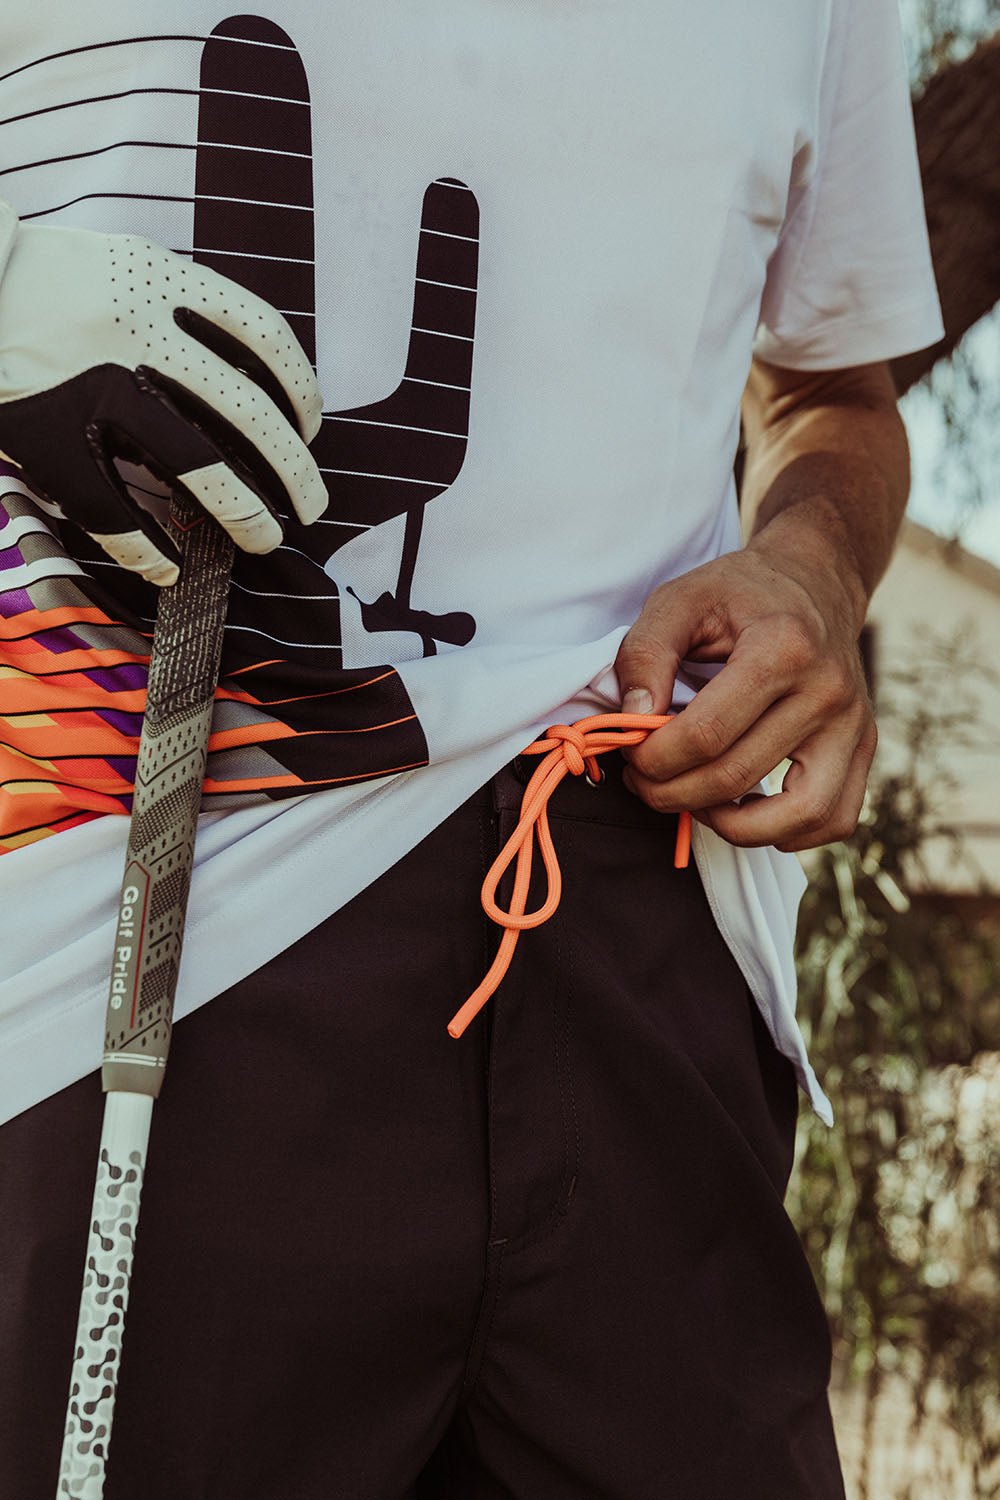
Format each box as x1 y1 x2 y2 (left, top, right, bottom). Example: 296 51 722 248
101 502 233 1096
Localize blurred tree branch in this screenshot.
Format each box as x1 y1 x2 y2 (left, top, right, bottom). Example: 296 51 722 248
892 32 1000 395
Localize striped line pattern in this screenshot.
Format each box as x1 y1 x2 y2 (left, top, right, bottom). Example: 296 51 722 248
0 484 149 850
0 17 480 853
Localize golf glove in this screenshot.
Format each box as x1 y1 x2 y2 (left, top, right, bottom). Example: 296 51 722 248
0 200 326 586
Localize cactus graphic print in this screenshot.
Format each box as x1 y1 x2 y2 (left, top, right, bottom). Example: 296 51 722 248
1 16 481 851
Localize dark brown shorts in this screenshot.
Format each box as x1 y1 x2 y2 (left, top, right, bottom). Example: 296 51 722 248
0 755 844 1499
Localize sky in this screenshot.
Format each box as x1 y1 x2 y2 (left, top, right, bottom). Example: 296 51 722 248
906 447 1000 570
900 310 1000 568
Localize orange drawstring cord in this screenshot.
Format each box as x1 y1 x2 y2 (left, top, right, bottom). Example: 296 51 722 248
447 713 692 1038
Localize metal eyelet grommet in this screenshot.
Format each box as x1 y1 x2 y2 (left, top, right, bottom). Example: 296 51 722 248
585 766 605 788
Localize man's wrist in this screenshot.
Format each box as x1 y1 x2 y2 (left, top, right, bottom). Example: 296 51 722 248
746 495 873 638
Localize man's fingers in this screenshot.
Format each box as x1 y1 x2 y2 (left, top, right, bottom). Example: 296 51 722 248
623 687 867 815
614 564 740 714
615 636 682 720
625 643 784 783
690 719 878 851
626 637 865 800
612 544 881 853
614 559 847 759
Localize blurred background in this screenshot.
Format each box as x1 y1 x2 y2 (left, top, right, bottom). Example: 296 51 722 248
789 4 1000 1494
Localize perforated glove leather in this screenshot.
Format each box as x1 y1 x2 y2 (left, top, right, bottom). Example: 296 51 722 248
0 201 326 586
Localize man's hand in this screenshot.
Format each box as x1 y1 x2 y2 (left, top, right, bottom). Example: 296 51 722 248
614 541 878 852
614 357 910 853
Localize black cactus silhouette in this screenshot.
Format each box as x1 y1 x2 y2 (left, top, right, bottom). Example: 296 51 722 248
195 15 479 662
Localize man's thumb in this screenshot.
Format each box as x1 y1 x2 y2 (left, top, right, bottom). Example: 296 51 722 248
614 615 680 717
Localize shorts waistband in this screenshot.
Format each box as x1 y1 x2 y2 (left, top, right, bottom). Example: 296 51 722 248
488 749 682 831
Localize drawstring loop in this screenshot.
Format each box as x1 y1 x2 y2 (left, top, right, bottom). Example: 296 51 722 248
447 712 692 1038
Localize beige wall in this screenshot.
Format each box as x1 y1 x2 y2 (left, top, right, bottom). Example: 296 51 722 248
867 521 1000 893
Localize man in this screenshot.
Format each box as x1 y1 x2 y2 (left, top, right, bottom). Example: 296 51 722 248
0 2 941 1495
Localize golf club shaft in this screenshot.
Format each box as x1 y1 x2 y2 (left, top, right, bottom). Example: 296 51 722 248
57 504 233 1498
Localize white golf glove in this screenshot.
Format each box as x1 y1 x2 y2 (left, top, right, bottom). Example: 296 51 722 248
0 200 326 586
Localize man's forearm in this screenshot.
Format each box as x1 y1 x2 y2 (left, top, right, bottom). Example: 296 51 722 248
739 357 911 633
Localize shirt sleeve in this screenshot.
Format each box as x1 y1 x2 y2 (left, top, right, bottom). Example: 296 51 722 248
753 0 944 371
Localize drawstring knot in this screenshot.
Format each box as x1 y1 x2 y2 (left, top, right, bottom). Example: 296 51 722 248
544 723 596 780
447 712 692 1038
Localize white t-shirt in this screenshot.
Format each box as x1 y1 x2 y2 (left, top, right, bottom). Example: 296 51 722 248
0 0 942 1126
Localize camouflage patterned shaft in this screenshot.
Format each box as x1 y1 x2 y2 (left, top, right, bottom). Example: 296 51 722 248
101 503 233 1097
57 1092 153 1498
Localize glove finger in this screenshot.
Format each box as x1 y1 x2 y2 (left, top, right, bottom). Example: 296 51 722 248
89 455 281 584
174 307 304 435
98 375 287 557
89 451 282 585
96 371 288 558
173 268 324 444
89 524 181 588
83 365 276 575
175 460 283 555
138 362 328 529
